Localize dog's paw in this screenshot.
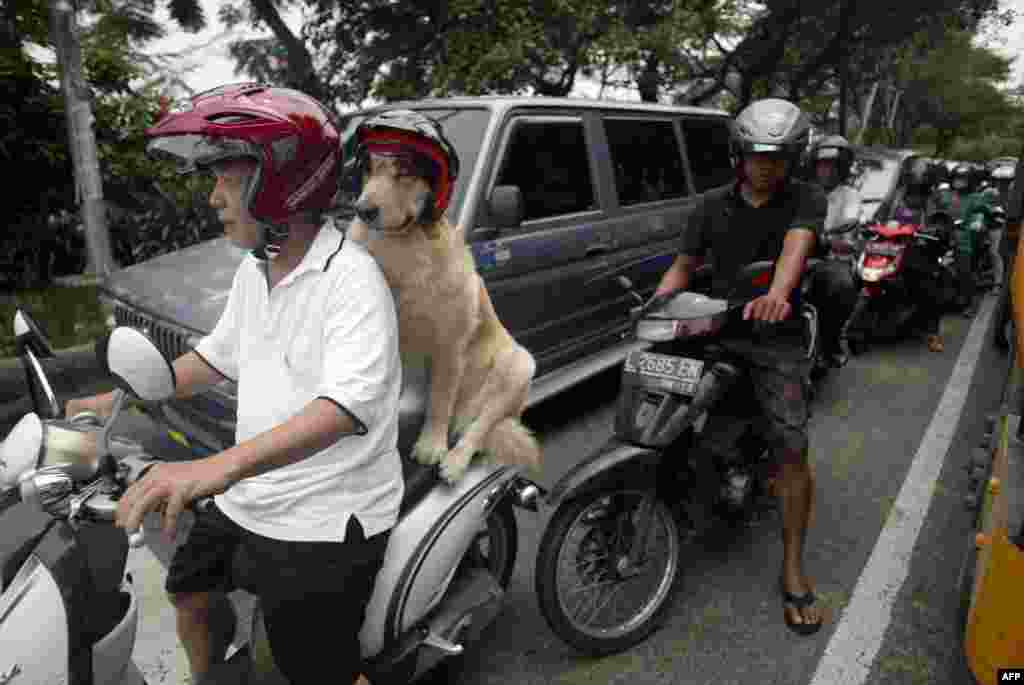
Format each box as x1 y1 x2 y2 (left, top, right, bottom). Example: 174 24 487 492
412 437 447 466
440 449 474 485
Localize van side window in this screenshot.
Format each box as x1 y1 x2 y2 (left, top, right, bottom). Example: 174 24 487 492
604 118 689 206
681 118 734 193
495 120 596 221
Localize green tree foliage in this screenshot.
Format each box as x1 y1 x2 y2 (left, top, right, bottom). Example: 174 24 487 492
681 0 1004 109
2 0 215 286
889 28 1017 155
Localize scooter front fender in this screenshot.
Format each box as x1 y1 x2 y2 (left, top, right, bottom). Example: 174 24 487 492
545 439 661 508
92 574 140 685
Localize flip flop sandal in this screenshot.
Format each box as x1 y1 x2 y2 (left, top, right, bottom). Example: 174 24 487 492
779 579 823 636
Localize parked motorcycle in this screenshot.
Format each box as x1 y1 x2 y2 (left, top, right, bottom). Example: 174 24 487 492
533 261 817 656
842 221 958 351
2 320 543 685
1 310 149 684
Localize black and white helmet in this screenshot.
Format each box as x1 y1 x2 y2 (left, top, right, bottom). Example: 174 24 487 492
809 134 854 190
730 98 811 164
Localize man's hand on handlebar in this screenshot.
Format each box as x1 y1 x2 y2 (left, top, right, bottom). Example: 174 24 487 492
65 392 119 421
744 292 792 323
115 458 232 541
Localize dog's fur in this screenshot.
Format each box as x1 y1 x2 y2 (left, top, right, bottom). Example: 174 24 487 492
348 155 541 483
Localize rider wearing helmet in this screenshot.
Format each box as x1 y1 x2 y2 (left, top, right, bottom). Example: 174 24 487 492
940 163 1001 315
805 134 861 366
143 83 344 260
809 134 861 230
874 156 946 351
68 83 403 685
656 98 825 637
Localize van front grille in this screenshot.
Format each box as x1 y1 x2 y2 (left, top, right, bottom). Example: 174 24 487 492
113 306 191 361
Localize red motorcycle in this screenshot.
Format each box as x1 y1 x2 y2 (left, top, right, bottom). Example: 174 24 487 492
842 220 957 351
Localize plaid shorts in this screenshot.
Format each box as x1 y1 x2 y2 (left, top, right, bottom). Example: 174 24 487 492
723 332 811 456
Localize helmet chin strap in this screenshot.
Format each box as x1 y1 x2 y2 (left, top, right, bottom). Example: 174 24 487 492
251 222 289 261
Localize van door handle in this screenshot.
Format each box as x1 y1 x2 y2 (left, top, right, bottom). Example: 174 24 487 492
586 243 612 256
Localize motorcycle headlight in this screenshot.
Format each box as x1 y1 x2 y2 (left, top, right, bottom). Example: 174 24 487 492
636 319 678 342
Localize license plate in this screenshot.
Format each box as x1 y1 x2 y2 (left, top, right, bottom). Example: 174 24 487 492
866 241 903 256
624 350 704 395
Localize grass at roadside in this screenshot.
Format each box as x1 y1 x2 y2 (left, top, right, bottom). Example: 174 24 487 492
0 285 109 358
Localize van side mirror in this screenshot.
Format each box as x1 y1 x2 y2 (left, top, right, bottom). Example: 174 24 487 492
489 185 523 229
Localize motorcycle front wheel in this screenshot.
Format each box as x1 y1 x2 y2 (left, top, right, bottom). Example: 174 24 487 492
535 488 682 656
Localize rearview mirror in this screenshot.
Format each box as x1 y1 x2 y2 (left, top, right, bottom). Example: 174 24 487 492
14 308 55 359
488 185 523 229
21 346 61 420
98 327 176 402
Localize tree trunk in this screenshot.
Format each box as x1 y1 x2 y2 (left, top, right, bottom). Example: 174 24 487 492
49 0 116 278
856 81 879 144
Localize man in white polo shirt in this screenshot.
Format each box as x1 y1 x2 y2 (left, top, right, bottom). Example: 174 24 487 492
65 84 402 685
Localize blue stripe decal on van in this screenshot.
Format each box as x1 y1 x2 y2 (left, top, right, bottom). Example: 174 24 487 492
470 238 676 275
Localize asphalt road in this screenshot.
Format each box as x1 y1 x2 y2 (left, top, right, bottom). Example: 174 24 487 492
2 296 1006 685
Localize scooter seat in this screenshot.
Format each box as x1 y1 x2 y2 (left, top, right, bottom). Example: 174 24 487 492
399 458 439 517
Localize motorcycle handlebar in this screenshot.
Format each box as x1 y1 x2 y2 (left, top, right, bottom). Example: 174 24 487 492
118 455 214 548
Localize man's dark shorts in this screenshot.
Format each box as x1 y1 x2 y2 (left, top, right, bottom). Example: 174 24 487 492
723 326 811 457
166 502 390 685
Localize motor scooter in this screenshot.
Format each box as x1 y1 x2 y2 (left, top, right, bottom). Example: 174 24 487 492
1 320 542 685
1 309 148 684
533 261 819 656
842 220 957 351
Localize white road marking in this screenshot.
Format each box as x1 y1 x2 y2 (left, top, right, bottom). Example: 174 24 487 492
809 296 996 685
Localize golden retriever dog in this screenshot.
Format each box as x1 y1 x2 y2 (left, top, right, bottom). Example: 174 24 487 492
348 154 541 484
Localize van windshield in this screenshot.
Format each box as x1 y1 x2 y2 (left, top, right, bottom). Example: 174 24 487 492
338 107 491 223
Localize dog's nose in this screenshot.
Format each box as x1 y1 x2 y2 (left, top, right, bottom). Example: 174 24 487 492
354 200 380 225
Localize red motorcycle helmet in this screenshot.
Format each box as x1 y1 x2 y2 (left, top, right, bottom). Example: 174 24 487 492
145 82 341 259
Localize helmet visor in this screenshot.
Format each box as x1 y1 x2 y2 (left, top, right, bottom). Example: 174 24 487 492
741 141 789 155
146 134 261 174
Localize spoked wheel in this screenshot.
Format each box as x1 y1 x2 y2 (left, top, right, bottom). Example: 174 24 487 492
535 488 683 656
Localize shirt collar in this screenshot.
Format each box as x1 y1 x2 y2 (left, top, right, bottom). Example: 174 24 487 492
271 221 346 289
731 181 790 209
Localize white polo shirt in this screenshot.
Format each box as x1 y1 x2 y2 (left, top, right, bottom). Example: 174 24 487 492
194 223 403 542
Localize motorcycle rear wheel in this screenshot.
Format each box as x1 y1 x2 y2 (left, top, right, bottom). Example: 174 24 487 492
535 488 682 656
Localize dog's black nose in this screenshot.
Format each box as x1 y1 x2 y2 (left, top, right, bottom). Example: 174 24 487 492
355 202 380 224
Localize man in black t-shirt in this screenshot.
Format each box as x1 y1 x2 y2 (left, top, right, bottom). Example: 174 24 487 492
656 98 825 636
